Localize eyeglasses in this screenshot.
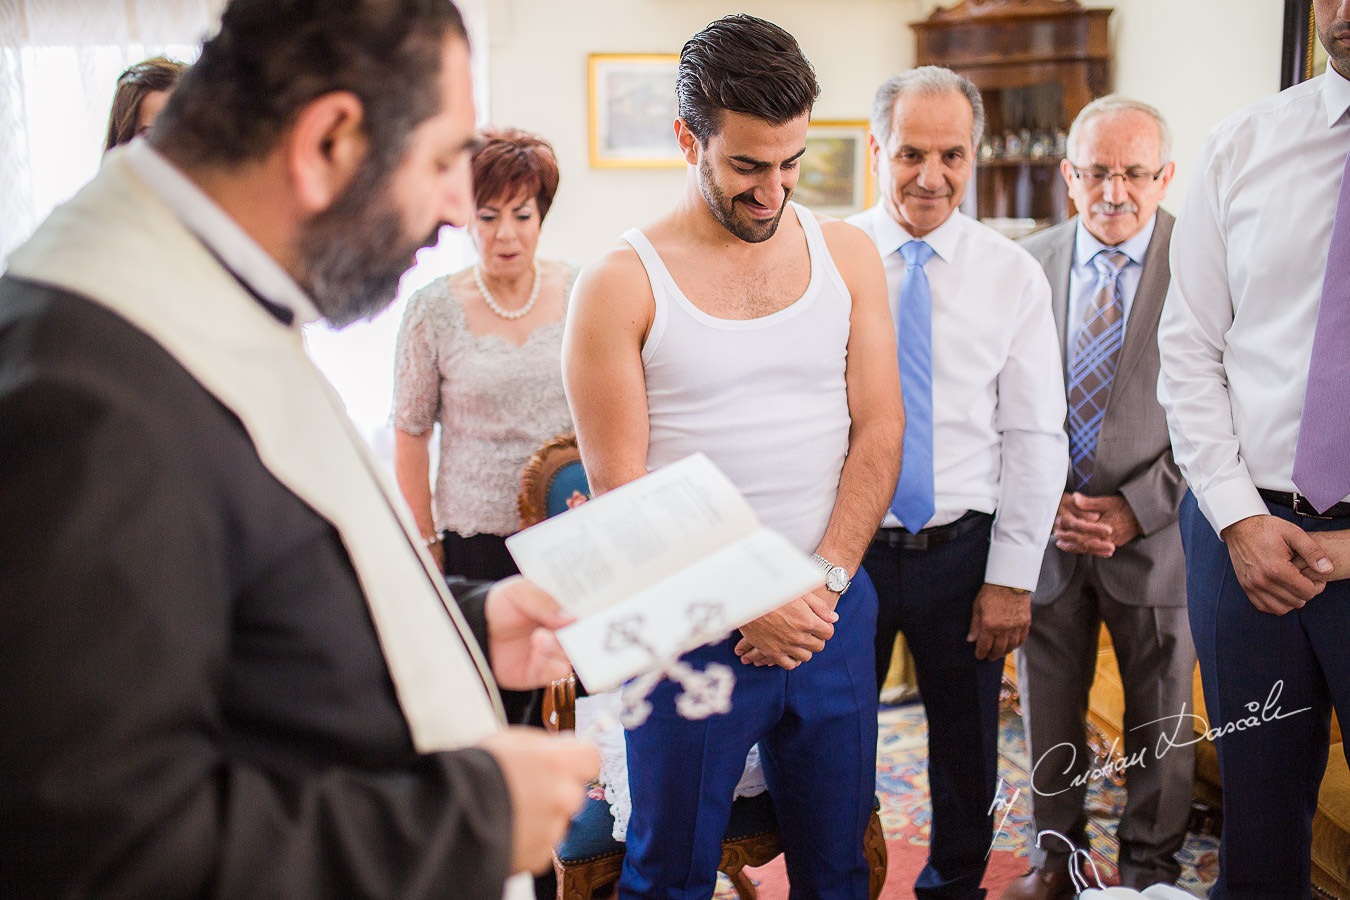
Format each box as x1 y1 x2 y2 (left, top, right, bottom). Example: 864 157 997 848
1070 165 1166 188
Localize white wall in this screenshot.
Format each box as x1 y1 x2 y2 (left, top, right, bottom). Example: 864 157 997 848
484 0 1285 268
1109 0 1282 212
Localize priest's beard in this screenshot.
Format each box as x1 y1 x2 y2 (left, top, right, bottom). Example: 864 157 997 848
296 157 438 327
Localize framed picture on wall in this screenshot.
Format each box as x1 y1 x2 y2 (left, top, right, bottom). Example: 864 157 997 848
795 120 876 218
1282 0 1329 89
588 53 683 168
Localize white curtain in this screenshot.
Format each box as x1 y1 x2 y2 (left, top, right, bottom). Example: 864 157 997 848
0 0 222 265
0 0 490 267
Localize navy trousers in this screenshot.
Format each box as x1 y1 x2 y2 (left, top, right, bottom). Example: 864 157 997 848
1181 491 1350 898
620 569 878 900
867 518 1002 900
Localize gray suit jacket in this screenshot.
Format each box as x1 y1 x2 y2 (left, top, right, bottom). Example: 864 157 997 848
1020 211 1185 608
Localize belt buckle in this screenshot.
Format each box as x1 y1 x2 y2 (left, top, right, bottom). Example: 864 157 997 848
908 531 930 550
1291 492 1332 519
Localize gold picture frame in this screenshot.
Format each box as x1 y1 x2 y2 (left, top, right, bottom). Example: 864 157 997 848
587 53 683 169
795 120 876 218
1283 0 1329 88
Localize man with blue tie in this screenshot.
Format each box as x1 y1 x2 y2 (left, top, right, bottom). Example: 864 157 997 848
1003 96 1191 899
848 67 1067 899
1159 0 1350 892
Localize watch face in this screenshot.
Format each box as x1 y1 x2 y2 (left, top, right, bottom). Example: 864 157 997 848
826 567 849 593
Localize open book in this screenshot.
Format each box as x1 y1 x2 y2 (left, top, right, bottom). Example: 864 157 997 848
505 453 825 693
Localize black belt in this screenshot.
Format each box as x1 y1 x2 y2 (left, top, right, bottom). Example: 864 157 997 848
1258 489 1350 519
872 510 992 551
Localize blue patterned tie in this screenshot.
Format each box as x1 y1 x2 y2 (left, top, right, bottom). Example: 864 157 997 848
1067 249 1129 491
890 240 936 533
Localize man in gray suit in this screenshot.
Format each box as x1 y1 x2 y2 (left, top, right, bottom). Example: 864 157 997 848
1001 96 1193 898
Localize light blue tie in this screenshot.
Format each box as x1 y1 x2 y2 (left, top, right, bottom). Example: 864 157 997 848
890 240 936 533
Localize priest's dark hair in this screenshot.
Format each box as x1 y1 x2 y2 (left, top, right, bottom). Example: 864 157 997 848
676 14 820 144
151 0 467 173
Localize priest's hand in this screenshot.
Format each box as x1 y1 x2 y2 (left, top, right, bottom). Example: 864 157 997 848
478 727 599 874
483 577 575 690
733 589 838 669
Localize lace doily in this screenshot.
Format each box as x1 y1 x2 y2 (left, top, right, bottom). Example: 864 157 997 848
577 690 767 842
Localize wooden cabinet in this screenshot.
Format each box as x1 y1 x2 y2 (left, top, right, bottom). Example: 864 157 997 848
911 0 1112 237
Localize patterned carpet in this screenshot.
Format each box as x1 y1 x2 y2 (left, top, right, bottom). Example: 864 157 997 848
714 702 1220 898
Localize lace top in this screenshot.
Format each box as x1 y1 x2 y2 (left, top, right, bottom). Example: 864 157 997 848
393 266 577 537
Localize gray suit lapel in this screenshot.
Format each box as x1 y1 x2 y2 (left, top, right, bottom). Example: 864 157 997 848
1112 210 1174 390
1045 233 1074 375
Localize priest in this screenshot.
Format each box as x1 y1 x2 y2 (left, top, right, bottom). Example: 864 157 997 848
0 2 597 898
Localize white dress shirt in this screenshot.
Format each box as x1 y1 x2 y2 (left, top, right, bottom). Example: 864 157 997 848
1067 213 1156 336
848 205 1068 591
1158 67 1350 534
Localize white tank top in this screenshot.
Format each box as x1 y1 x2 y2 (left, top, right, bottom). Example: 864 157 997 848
623 202 852 553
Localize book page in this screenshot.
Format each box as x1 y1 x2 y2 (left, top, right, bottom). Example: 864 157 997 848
555 527 825 693
505 453 762 618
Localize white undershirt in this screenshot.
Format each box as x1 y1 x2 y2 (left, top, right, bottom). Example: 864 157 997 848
628 203 852 556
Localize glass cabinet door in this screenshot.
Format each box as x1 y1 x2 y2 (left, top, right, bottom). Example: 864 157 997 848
964 81 1069 239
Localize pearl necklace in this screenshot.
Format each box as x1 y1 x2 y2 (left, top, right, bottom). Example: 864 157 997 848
474 261 540 320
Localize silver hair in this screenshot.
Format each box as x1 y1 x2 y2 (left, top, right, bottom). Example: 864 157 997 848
869 65 985 149
1065 94 1173 165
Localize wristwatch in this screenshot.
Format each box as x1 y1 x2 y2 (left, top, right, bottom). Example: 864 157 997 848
812 553 851 594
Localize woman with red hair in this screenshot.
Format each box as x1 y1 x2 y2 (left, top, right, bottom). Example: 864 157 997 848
393 128 574 682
